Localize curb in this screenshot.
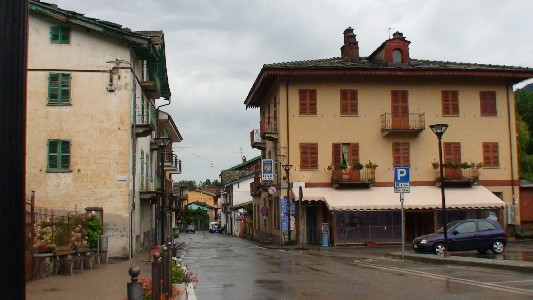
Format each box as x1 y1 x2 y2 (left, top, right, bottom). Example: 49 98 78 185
386 252 533 274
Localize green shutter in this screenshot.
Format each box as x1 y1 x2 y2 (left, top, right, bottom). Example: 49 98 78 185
47 140 70 171
51 27 70 44
48 73 71 104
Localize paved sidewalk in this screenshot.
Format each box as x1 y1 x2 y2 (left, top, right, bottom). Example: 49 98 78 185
26 244 197 300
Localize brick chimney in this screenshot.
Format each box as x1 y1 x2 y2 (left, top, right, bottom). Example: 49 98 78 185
341 27 359 61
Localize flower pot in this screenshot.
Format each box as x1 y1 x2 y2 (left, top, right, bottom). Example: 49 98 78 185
172 283 187 300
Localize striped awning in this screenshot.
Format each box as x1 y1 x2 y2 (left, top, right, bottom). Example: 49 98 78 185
292 186 505 211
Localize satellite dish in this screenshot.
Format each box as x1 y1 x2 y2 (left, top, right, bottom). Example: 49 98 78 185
268 186 277 195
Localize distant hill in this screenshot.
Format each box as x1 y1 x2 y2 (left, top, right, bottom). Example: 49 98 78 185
522 83 533 93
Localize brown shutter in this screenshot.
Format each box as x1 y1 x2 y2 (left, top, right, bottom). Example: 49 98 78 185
340 90 349 115
309 89 317 115
480 91 496 116
309 143 318 168
442 90 459 116
444 142 461 164
301 143 318 169
299 89 317 115
299 90 307 114
349 143 360 167
483 142 499 167
340 89 358 115
393 142 410 166
332 143 341 167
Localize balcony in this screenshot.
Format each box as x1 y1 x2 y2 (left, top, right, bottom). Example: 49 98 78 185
433 163 481 187
140 176 159 200
140 80 160 99
135 104 156 137
250 172 262 196
164 150 182 174
331 167 376 189
250 129 265 150
260 117 278 141
381 113 425 137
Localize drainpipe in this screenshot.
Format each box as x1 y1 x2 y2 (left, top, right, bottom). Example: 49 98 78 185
507 84 517 228
130 63 136 260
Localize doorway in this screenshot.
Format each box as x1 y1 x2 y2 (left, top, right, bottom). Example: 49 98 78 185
306 206 319 244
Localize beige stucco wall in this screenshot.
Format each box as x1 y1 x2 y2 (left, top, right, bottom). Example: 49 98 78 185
257 75 520 234
26 14 140 257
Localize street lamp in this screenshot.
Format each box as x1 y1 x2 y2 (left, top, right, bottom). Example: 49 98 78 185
429 124 449 256
154 137 171 244
282 164 293 241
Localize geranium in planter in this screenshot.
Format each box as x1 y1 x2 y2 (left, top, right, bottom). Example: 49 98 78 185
171 257 198 299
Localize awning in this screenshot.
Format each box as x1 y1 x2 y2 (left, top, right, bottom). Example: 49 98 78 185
292 186 505 211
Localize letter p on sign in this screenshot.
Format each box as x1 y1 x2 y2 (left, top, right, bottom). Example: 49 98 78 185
394 167 410 183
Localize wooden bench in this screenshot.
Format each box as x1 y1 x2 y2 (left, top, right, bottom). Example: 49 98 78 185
77 246 96 270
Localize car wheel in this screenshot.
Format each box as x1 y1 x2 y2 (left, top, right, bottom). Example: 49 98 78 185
491 240 505 254
433 243 446 256
477 248 488 254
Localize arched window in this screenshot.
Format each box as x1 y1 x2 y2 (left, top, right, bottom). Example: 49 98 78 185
392 49 402 63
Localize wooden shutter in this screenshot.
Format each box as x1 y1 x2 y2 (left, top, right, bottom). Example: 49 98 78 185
340 89 358 115
483 142 499 167
480 91 496 116
301 143 318 169
349 143 360 166
443 142 461 164
299 89 317 115
442 90 459 116
392 142 410 166
60 140 70 169
48 140 58 169
332 143 341 167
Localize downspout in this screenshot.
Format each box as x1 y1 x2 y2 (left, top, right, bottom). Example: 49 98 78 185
285 79 290 245
507 84 517 227
129 62 137 260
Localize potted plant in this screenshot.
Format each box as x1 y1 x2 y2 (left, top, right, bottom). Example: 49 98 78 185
337 162 348 170
171 257 198 299
431 160 439 169
365 161 378 170
354 162 364 170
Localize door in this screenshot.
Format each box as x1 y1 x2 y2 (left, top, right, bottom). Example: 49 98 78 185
391 90 409 129
306 206 319 244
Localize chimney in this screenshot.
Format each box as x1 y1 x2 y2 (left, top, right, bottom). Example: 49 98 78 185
341 27 359 61
242 156 246 163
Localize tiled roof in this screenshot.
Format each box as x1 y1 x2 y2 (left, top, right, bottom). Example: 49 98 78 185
220 170 255 186
264 57 532 72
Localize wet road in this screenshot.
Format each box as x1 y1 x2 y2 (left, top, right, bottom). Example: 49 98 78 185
181 232 533 300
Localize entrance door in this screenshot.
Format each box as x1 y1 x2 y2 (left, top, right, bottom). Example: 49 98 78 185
391 90 409 129
306 206 319 244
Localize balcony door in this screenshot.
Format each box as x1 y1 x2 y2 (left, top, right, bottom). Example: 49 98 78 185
391 90 409 129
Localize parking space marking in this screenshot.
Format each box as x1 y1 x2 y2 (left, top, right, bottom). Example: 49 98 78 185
351 260 533 296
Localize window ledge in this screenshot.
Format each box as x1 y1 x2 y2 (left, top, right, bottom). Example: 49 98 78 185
46 169 72 173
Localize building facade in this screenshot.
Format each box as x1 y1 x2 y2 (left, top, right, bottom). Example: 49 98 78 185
246 28 533 246
26 1 182 257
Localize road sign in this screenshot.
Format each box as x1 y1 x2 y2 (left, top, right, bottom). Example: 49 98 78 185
394 167 410 183
394 182 409 188
261 206 269 216
394 187 410 193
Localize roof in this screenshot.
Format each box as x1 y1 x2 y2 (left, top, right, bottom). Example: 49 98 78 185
293 186 504 211
187 201 214 209
220 170 255 185
245 57 533 108
228 156 261 170
29 0 171 99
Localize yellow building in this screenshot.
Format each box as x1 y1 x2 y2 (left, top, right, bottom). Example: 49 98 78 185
26 1 182 257
245 28 533 246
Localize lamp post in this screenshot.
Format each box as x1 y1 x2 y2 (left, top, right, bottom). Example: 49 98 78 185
154 137 171 245
429 124 449 256
282 164 293 242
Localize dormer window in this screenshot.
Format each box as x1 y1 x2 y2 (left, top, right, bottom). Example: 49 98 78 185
392 49 402 63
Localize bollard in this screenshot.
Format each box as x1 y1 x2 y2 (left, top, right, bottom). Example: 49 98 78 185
161 245 170 297
127 265 142 300
151 252 161 300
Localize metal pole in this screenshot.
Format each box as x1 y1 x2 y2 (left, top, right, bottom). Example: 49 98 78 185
438 137 448 255
401 192 405 260
287 169 291 242
127 266 142 300
152 252 161 300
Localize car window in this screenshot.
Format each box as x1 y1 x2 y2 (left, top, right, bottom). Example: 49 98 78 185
455 222 476 233
478 220 497 232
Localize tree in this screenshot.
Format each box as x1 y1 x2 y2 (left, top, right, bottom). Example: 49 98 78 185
515 88 533 180
177 180 198 190
183 207 209 229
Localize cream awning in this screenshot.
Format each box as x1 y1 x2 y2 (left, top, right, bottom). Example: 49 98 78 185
292 186 505 211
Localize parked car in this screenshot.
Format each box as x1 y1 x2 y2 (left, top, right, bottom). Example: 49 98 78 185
185 225 195 234
209 222 222 234
412 219 507 256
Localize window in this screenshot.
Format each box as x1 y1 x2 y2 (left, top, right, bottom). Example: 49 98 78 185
455 222 476 234
478 220 497 232
50 26 70 44
392 142 410 166
299 89 317 115
442 90 459 116
483 142 499 167
444 142 461 164
48 73 71 104
340 89 358 115
480 91 497 117
332 143 359 169
392 49 402 63
47 139 71 171
300 143 318 169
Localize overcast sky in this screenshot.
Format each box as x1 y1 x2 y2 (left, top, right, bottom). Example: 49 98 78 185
49 0 533 184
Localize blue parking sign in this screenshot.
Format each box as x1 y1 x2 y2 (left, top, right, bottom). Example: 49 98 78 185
394 167 410 183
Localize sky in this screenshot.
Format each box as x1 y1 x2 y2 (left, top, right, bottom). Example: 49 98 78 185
48 0 533 184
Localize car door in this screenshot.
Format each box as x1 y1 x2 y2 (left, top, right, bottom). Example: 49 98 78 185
450 221 476 251
476 220 498 249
